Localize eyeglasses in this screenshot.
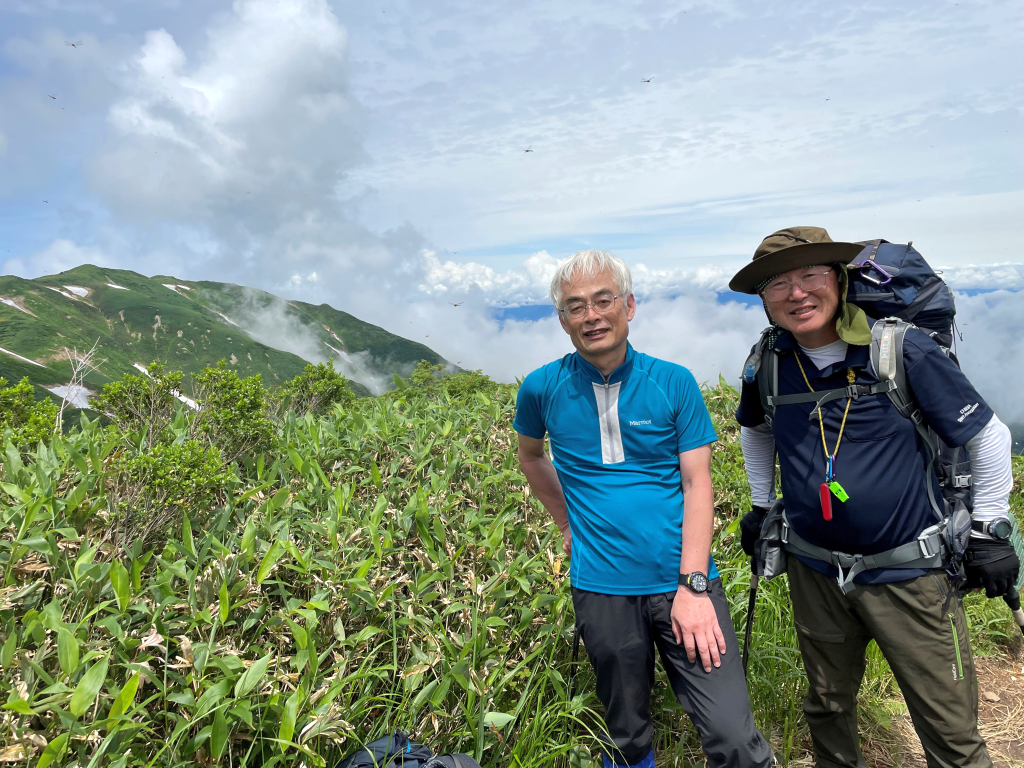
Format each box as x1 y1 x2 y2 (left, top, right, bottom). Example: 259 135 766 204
559 294 624 319
761 268 832 301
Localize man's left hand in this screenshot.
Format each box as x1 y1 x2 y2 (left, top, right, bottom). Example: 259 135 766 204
671 588 726 673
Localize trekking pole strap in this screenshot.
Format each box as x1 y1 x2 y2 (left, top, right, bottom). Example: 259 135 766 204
781 514 947 594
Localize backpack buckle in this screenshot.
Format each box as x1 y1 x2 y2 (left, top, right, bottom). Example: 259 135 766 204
953 475 972 488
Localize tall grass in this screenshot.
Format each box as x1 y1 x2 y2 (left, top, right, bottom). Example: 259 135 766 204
0 381 1020 767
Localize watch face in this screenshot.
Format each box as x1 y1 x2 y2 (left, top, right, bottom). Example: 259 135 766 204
990 519 1013 541
690 573 708 593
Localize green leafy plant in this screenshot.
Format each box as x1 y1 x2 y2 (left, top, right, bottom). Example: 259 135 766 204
0 378 1018 768
192 360 276 463
280 360 356 416
94 362 183 448
0 377 58 450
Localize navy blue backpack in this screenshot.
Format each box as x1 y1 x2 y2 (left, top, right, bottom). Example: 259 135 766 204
336 732 481 768
846 239 957 348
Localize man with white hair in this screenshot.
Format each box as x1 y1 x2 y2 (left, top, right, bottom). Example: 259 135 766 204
514 250 772 768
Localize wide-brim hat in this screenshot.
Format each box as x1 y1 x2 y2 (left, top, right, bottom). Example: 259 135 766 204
729 226 866 294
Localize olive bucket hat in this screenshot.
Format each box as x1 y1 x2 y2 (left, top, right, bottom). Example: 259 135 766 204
728 226 865 294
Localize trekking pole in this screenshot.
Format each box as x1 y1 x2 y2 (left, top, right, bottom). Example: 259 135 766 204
1005 594 1024 637
567 624 581 699
742 563 758 677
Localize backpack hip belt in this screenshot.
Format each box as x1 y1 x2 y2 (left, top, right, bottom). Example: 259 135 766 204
781 512 948 594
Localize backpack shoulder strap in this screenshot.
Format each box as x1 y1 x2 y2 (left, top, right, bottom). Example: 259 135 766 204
870 317 946 521
742 327 777 426
870 317 920 422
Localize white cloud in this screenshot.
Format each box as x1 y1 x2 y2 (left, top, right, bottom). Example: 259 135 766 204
953 290 1024 425
2 239 110 278
90 0 361 240
942 264 1024 291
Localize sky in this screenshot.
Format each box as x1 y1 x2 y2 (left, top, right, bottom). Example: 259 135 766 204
1 0 1022 419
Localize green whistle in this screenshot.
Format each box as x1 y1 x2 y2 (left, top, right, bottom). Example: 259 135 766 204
828 481 850 502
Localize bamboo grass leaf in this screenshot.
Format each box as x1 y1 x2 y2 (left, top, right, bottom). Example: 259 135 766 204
69 654 109 717
235 653 272 697
108 672 140 719
219 579 230 623
57 627 79 676
182 514 195 557
278 689 299 749
211 709 228 759
1 635 15 669
109 560 130 612
257 541 286 583
35 732 69 768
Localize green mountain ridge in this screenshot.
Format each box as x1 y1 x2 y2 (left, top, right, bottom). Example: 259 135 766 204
0 264 447 405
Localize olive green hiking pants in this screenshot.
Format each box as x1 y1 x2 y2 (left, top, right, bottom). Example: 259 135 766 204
788 558 992 768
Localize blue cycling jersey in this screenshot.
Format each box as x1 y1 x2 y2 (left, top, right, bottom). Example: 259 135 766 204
514 343 719 595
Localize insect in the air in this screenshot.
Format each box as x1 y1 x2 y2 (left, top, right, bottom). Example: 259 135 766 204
641 77 653 83
523 146 533 154
65 41 82 48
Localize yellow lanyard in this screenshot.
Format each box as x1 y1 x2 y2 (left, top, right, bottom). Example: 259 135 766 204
793 354 856 467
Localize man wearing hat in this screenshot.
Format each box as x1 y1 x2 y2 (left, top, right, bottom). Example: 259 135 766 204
730 227 1015 768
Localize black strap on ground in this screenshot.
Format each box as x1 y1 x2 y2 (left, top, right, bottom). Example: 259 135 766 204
742 569 758 678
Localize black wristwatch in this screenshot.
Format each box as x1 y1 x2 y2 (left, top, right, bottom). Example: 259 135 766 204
678 572 709 594
971 517 1013 541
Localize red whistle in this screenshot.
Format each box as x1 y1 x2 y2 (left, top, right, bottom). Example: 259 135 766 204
819 483 833 521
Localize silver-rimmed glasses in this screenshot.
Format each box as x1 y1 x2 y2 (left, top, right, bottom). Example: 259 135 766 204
558 293 624 319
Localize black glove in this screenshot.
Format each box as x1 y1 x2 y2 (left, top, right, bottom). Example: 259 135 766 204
964 537 1020 599
739 506 770 558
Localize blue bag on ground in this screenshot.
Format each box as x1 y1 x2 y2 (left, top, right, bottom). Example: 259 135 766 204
336 732 433 768
846 239 957 347
423 756 483 768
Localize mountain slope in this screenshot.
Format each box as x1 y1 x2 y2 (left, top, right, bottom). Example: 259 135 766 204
0 264 446 404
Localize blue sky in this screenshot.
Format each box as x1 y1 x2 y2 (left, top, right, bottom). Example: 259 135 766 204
1 0 1022 416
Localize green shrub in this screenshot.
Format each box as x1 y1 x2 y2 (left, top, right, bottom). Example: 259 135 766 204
398 360 497 401
107 438 230 547
0 376 58 449
280 360 355 415
117 439 228 508
193 360 276 463
94 362 182 447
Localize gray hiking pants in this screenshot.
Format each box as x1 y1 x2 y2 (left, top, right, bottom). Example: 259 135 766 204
788 557 992 768
572 579 773 767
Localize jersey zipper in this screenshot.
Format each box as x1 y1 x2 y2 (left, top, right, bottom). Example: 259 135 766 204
601 374 613 452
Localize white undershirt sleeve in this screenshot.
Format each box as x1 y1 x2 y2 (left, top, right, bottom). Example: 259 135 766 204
964 414 1013 537
740 423 777 509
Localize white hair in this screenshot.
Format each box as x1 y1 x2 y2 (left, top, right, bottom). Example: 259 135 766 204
549 249 633 308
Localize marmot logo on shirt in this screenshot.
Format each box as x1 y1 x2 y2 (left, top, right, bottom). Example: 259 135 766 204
957 403 979 423
628 420 652 426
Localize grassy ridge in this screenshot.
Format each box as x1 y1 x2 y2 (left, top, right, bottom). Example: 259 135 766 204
0 265 447 403
0 380 1020 767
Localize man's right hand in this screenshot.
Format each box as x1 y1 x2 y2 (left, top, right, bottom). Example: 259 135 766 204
739 506 770 558
561 526 572 557
964 537 1020 599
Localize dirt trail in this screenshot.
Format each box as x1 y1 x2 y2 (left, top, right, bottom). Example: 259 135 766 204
861 654 1024 767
